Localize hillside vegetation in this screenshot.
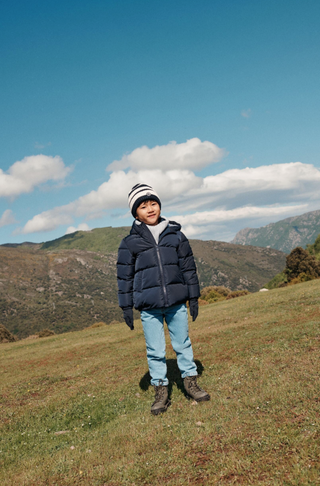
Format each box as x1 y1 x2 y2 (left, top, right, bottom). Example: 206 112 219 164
41 227 130 253
190 239 284 291
0 246 122 338
266 233 320 290
232 209 320 253
0 227 285 338
1 280 320 485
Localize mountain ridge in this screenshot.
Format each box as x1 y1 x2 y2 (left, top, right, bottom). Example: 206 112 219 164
231 209 320 253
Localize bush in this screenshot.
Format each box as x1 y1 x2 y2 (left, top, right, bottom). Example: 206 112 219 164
285 247 320 282
200 287 227 304
200 286 250 304
265 235 320 289
307 234 320 258
0 324 17 343
201 286 230 299
38 329 55 338
198 299 209 306
287 272 316 286
265 271 288 290
226 290 250 300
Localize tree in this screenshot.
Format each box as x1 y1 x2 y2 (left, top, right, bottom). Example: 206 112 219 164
307 234 320 257
285 247 320 281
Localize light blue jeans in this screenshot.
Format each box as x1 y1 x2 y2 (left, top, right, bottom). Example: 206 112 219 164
140 303 198 386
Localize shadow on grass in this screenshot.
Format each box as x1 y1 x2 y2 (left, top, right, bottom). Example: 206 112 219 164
139 359 205 399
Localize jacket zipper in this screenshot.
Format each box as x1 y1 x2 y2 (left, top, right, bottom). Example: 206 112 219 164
156 246 168 306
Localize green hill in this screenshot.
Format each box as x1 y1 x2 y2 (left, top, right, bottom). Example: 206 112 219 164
0 227 285 338
1 280 320 485
232 209 320 253
41 226 130 252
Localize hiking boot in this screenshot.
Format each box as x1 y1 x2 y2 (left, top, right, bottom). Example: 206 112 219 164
183 376 210 402
151 382 171 415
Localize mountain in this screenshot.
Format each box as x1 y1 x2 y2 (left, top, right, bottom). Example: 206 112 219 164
0 245 122 338
190 239 284 291
231 209 320 253
0 227 286 338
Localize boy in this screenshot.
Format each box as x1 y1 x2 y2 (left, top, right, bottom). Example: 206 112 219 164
117 183 210 415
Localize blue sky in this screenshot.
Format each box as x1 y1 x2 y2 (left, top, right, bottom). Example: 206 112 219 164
1 0 320 244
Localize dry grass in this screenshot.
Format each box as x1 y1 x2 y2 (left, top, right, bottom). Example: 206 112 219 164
84 322 108 330
1 280 320 485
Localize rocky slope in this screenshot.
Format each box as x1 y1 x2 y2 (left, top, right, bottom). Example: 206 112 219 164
231 209 320 253
0 227 286 338
0 246 122 338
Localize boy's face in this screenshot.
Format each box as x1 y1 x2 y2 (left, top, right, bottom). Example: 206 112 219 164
136 200 161 226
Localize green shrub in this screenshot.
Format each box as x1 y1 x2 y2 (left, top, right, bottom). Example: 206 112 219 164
285 247 320 282
265 243 320 289
265 271 288 290
200 285 250 303
200 286 228 304
307 233 320 258
287 272 316 286
201 286 230 298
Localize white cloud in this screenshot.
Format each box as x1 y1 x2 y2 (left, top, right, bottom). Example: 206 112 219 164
107 138 227 171
241 109 252 118
0 209 16 228
0 155 72 198
173 205 308 239
204 162 320 193
19 169 201 234
166 162 320 213
65 223 90 235
20 212 74 234
173 205 307 227
17 143 320 241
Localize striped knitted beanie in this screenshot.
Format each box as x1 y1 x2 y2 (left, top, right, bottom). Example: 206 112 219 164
128 183 161 218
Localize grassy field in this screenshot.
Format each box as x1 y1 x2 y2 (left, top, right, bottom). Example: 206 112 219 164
1 280 320 485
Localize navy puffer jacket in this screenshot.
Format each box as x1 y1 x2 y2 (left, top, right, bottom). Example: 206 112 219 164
117 220 200 311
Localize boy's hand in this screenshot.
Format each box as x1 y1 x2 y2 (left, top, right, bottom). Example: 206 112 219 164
123 308 134 330
189 299 199 322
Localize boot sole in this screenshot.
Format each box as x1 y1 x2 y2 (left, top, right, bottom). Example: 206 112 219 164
194 395 210 402
151 400 171 415
186 394 211 402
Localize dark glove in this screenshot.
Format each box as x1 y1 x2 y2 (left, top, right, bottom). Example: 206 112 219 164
189 298 199 322
123 308 134 330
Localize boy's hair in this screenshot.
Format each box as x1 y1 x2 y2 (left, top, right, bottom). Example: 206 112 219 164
128 183 161 218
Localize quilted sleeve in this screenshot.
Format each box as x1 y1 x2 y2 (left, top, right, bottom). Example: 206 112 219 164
117 239 135 309
177 232 200 299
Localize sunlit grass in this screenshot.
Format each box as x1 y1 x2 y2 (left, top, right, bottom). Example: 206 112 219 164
1 280 320 485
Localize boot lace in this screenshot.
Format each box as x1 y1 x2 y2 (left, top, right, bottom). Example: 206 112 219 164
154 380 166 401
187 376 203 393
